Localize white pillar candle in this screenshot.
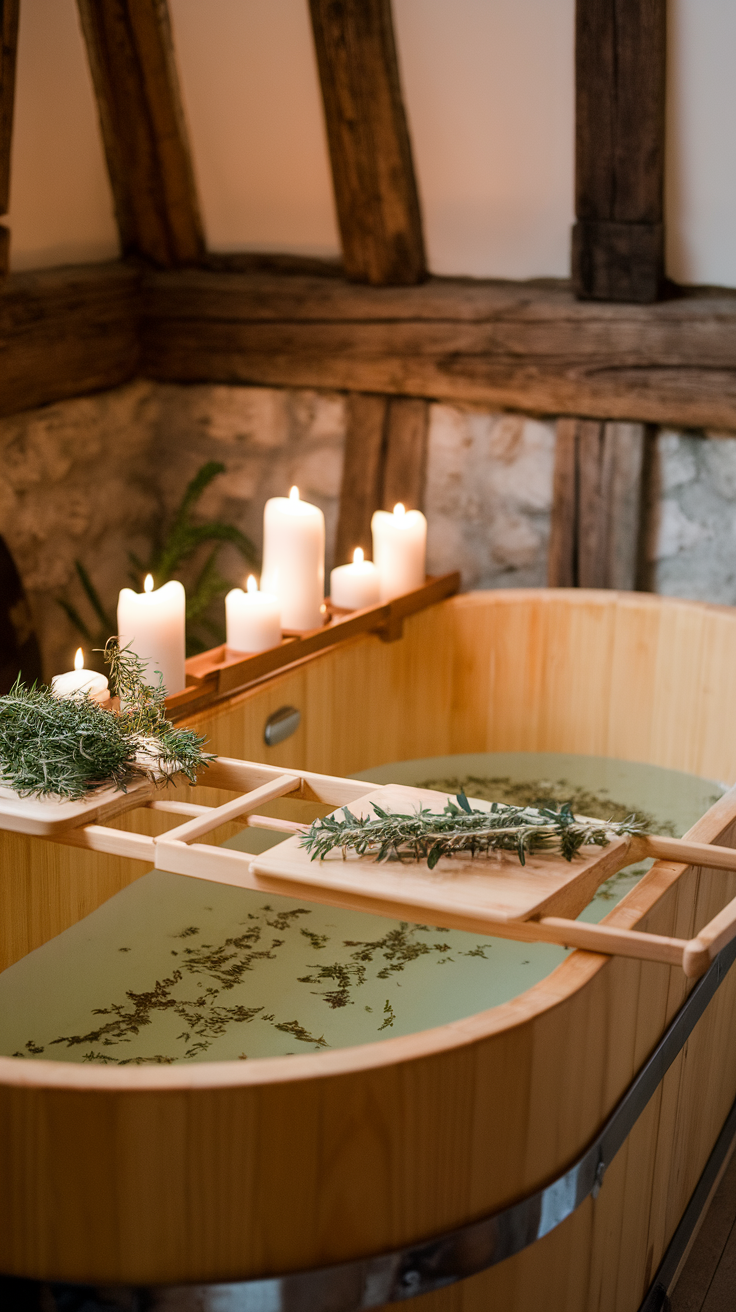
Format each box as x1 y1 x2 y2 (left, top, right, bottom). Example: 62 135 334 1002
117 575 186 695
226 575 282 653
371 503 427 602
261 486 325 631
330 548 381 610
51 648 110 705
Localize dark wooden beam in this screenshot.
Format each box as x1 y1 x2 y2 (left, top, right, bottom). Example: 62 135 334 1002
334 392 387 566
142 269 736 432
5 260 736 435
334 393 430 568
573 0 666 303
0 0 19 276
0 263 140 418
76 0 204 268
547 418 647 588
308 0 426 286
382 397 429 511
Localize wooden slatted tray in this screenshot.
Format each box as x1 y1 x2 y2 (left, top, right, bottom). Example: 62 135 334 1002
4 756 736 978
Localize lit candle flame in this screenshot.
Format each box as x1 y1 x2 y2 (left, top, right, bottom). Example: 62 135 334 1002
74 647 84 671
247 575 258 593
394 502 406 517
353 547 364 564
144 574 154 593
289 485 300 501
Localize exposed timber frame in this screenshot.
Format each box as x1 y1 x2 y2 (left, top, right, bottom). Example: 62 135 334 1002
76 0 204 267
547 419 649 589
0 0 18 276
308 0 426 286
3 264 736 433
334 394 429 567
573 0 667 303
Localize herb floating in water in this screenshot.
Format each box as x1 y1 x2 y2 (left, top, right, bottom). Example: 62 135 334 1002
0 639 212 800
301 794 643 869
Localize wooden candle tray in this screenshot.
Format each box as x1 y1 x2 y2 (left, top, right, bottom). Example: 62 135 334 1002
165 572 460 718
4 758 736 979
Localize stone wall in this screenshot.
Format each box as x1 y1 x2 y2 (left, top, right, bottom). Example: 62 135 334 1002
2 378 736 682
0 381 347 679
648 429 736 604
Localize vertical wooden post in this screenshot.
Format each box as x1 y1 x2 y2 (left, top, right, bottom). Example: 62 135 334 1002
308 0 426 286
572 0 666 302
382 398 429 512
548 419 647 589
334 394 429 568
0 0 19 276
76 0 204 267
335 394 388 566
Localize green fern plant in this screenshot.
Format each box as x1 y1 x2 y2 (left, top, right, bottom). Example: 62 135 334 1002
57 462 257 661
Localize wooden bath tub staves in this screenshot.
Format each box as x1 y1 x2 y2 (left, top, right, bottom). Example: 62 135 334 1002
4 761 736 979
5 591 736 1312
166 572 460 719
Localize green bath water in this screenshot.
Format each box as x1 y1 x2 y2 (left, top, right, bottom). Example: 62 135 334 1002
0 753 722 1066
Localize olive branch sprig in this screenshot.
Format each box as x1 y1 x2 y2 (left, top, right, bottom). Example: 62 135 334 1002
301 794 643 869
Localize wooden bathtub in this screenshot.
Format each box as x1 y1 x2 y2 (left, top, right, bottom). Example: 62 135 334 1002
3 587 736 1312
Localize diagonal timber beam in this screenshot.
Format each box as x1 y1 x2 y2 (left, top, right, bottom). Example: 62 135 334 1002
308 0 426 286
76 0 204 268
0 0 19 275
573 0 666 302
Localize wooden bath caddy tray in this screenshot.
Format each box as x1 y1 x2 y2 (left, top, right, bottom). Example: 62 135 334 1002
166 572 460 718
5 758 736 979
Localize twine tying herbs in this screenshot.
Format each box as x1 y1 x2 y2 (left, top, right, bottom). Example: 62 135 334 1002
0 639 212 801
301 795 643 869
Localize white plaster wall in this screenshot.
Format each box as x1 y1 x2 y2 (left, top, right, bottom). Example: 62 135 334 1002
665 0 736 287
5 0 736 288
169 0 340 258
6 0 118 271
393 0 575 280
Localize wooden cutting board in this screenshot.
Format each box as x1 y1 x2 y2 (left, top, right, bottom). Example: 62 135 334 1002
251 784 632 928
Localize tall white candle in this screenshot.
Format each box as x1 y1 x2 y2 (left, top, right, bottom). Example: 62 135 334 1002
226 575 282 653
117 574 186 695
51 648 110 705
371 503 427 602
330 548 381 610
261 486 325 631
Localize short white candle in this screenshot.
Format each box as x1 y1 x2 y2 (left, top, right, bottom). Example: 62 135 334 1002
371 503 427 602
51 648 110 704
261 486 325 631
226 575 282 653
330 547 381 610
117 574 186 695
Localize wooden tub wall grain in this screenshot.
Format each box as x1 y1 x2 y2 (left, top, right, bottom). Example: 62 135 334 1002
1 588 736 1312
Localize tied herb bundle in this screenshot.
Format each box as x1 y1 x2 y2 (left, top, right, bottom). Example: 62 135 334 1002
0 640 212 801
301 794 642 869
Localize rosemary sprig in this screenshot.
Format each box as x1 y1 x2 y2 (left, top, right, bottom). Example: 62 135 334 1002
301 794 642 869
0 640 213 801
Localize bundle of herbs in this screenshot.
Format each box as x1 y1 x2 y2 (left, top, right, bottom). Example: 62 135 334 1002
301 794 642 869
0 640 212 801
